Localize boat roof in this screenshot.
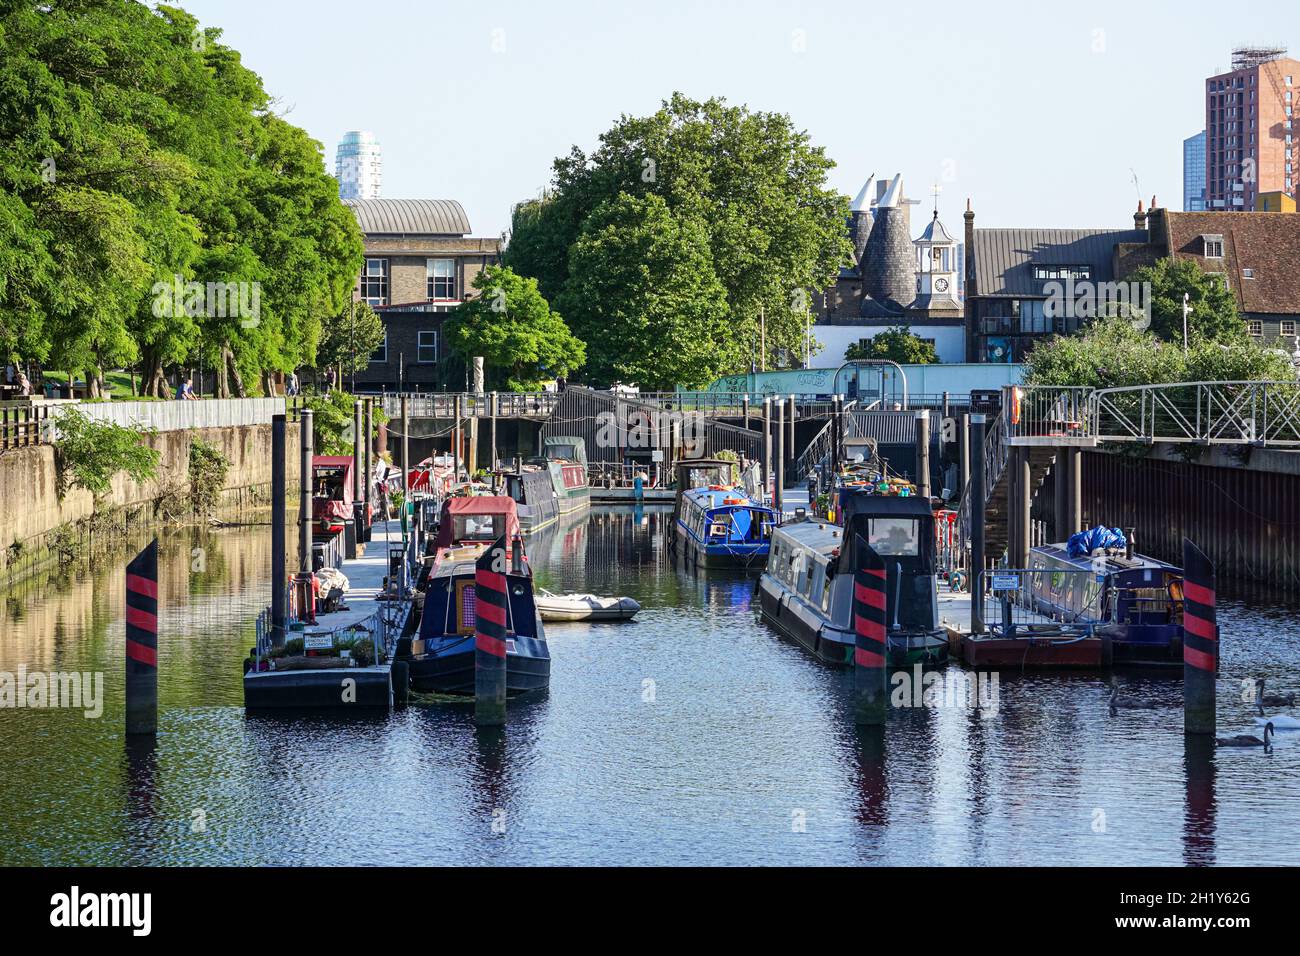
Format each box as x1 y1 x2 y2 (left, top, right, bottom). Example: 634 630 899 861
433 495 521 548
543 436 587 465
772 519 845 557
842 491 934 519
1034 543 1180 573
683 487 773 512
313 456 355 471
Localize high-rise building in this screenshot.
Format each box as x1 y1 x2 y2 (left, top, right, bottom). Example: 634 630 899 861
335 131 383 200
1183 131 1207 210
1204 46 1299 211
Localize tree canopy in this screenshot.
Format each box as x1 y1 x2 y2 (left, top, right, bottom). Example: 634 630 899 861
845 326 938 365
0 0 363 396
1127 257 1243 345
506 93 851 388
443 265 585 391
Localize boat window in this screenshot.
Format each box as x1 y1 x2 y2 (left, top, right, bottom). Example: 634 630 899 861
868 518 920 556
454 513 502 541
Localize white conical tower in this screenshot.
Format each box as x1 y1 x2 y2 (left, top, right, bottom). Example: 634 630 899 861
849 175 875 266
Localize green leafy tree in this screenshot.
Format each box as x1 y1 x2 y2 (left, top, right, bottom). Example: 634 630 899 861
844 326 938 365
507 93 850 383
317 302 385 377
1023 316 1291 389
53 407 161 498
444 265 586 391
1127 257 1243 345
557 194 731 389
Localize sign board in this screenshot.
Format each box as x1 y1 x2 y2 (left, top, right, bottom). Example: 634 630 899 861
651 450 664 462
303 633 334 651
990 573 1020 592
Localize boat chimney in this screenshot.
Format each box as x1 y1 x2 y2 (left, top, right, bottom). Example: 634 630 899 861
1125 527 1135 561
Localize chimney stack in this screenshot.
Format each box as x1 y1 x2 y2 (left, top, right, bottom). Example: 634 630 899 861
1134 199 1147 230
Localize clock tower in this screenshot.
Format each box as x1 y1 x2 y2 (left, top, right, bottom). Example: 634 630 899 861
910 186 963 315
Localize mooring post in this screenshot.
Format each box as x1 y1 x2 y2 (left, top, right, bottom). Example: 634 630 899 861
352 399 364 501
1053 452 1067 542
774 399 785 515
853 535 888 725
742 395 750 431
786 395 796 474
271 413 287 647
125 539 159 736
363 398 373 539
397 392 408 509
969 413 987 634
959 412 970 501
299 408 313 573
914 410 931 499
762 398 772 505
1183 539 1218 735
1067 446 1082 533
1016 446 1031 567
474 534 509 726
489 391 498 472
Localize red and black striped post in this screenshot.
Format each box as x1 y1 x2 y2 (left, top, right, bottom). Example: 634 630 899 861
1182 539 1218 736
125 539 159 736
853 535 889 726
474 534 510 726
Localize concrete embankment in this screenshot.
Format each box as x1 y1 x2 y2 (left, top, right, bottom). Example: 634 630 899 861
0 408 300 588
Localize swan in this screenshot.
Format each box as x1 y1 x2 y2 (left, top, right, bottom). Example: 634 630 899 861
1255 713 1300 730
1255 678 1297 708
1108 680 1160 713
1217 722 1274 751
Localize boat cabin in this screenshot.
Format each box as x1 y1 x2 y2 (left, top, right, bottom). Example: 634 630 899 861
312 456 361 532
838 493 939 633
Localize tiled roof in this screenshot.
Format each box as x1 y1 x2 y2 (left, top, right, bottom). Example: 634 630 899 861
972 228 1147 297
344 198 471 236
1157 210 1300 316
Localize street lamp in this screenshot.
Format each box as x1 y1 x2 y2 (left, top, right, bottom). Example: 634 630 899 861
1181 292 1191 354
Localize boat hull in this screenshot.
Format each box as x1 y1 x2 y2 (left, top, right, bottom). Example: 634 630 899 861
407 633 550 696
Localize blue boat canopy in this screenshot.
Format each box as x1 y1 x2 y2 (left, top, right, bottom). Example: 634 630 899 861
1067 525 1127 558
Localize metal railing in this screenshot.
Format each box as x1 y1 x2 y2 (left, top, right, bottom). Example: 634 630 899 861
381 392 559 419
957 411 1007 553
1090 380 1300 447
1007 386 1093 441
975 567 1105 639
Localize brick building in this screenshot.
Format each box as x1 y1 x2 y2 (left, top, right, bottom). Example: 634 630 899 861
1204 46 1298 211
344 198 501 391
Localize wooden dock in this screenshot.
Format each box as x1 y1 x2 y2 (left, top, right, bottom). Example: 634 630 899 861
937 582 1110 669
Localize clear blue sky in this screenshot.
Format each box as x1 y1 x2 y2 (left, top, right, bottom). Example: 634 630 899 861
182 0 1293 238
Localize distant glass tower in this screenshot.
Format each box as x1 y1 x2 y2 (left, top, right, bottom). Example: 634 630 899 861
336 131 382 200
1183 131 1207 211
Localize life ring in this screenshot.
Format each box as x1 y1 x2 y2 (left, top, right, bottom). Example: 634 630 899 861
1010 387 1022 426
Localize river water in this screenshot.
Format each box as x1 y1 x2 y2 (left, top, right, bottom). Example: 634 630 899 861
1 508 1297 866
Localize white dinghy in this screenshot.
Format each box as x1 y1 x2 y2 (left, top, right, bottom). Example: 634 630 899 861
536 589 641 622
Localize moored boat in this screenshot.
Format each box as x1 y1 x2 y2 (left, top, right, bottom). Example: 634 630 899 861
671 459 776 570
536 590 641 622
758 490 948 666
405 495 549 695
502 465 560 534
540 436 591 516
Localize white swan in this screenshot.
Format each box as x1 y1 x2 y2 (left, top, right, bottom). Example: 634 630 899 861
1255 713 1300 731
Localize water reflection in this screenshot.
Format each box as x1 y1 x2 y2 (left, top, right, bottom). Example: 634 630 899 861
0 511 1296 865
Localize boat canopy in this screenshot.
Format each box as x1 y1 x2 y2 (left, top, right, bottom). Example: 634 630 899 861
433 495 522 548
312 456 355 519
543 436 587 466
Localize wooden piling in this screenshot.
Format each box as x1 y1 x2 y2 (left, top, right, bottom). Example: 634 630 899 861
1183 539 1218 735
125 539 159 736
474 534 509 726
853 535 888 726
969 413 987 634
914 410 931 499
762 398 772 505
959 412 971 502
489 391 498 472
785 395 796 470
352 400 364 501
271 414 287 647
299 408 313 573
363 398 373 524
774 400 785 514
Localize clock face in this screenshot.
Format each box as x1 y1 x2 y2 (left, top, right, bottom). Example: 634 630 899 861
935 277 950 293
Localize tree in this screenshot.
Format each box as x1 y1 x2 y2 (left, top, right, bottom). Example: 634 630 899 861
1023 316 1292 389
53 407 161 499
1127 257 1243 345
845 327 938 365
557 194 732 389
506 93 850 383
443 265 586 391
317 302 385 378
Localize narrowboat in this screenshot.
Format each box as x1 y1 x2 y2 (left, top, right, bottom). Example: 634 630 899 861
405 495 550 695
671 459 776 570
758 491 948 666
502 465 560 534
311 456 368 534
539 436 591 516
1025 541 1194 667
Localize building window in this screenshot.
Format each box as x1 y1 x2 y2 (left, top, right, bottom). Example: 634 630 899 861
417 330 438 364
1281 320 1297 337
1247 320 1263 338
427 259 456 300
1242 268 1255 279
1032 264 1092 281
361 258 388 306
369 330 388 363
1202 235 1224 259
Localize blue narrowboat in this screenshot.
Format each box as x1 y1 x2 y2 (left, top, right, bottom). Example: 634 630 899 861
671 459 776 570
406 495 550 695
1025 541 1196 666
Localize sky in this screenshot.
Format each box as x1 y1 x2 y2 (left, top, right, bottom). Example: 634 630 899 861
182 0 1294 239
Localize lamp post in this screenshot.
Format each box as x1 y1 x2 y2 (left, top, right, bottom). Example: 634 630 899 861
1182 292 1191 354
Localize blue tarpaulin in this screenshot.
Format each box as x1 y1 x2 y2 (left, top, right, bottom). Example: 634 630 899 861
1067 525 1128 558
